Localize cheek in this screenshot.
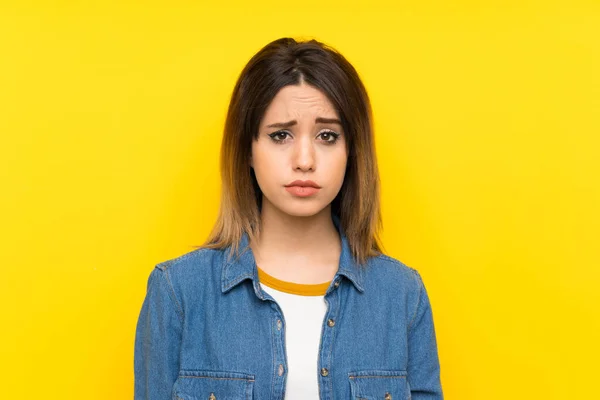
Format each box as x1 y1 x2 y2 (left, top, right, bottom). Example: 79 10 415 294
251 145 282 186
327 151 349 178
253 145 279 170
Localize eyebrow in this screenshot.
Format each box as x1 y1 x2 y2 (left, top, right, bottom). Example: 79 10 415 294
266 117 342 128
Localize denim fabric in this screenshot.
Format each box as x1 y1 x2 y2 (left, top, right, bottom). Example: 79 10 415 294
134 214 443 399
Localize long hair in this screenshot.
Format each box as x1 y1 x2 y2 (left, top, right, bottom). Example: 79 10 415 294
198 37 385 266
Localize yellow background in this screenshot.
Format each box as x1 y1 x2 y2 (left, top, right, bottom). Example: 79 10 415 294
1 1 599 398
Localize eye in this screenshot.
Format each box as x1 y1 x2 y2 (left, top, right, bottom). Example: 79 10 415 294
319 130 340 144
268 130 290 144
267 129 341 145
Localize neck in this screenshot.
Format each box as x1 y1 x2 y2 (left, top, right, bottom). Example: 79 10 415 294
249 197 342 283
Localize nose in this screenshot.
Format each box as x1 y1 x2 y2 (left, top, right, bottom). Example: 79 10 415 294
293 134 315 172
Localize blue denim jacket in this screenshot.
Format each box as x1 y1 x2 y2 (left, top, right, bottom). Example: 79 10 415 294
134 215 443 399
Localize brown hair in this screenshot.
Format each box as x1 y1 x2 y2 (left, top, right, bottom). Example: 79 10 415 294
198 37 385 266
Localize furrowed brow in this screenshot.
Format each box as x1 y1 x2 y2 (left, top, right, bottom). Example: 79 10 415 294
266 120 297 128
266 117 342 128
315 117 342 126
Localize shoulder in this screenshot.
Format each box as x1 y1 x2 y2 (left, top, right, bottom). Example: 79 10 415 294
370 253 423 282
363 253 430 323
363 252 426 296
150 246 227 294
155 246 222 274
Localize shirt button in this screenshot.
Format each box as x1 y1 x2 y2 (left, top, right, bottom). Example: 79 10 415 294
277 319 282 330
278 364 284 376
209 393 216 400
327 318 335 327
320 367 329 377
333 280 340 288
385 392 392 400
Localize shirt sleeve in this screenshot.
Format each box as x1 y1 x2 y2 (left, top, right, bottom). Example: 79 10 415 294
407 270 444 399
134 267 183 400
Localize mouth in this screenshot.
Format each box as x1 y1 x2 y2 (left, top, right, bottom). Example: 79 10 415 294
285 180 321 188
285 185 321 197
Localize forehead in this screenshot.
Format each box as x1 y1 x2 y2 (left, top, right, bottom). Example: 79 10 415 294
261 83 338 121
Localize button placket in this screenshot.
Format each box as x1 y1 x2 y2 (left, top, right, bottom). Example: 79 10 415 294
317 282 339 399
269 304 287 398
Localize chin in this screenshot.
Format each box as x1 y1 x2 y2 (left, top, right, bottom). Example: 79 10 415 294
277 202 328 218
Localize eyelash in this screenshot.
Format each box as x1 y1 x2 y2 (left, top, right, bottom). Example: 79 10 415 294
268 130 340 145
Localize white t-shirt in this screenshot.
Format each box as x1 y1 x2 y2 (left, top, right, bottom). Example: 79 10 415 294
257 266 331 399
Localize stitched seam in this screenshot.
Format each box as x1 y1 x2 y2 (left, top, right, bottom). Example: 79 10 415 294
178 376 255 381
338 270 364 293
375 254 416 272
271 310 276 400
224 273 254 291
407 270 423 332
375 254 400 264
328 291 340 397
162 268 184 324
349 375 406 379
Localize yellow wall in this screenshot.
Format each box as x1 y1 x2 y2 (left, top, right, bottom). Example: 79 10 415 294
1 1 598 398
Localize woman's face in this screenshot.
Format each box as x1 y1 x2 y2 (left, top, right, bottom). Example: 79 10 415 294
251 82 348 218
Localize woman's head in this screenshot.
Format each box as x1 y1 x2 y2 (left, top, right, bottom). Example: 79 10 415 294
251 80 348 219
202 37 384 265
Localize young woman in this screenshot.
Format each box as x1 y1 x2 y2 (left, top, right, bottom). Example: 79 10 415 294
134 37 443 400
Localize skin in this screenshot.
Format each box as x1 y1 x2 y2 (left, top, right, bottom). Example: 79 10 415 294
249 81 349 284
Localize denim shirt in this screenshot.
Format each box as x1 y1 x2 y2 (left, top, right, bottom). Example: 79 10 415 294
134 215 443 399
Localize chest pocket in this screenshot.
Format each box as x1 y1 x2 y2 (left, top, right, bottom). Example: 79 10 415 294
172 370 254 400
348 370 411 400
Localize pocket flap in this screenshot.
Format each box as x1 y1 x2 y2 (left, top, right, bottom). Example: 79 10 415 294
348 369 409 400
173 370 255 400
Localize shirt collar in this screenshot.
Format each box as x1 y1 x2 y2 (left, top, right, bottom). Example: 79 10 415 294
221 213 365 294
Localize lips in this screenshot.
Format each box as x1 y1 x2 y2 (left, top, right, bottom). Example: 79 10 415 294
285 180 321 188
